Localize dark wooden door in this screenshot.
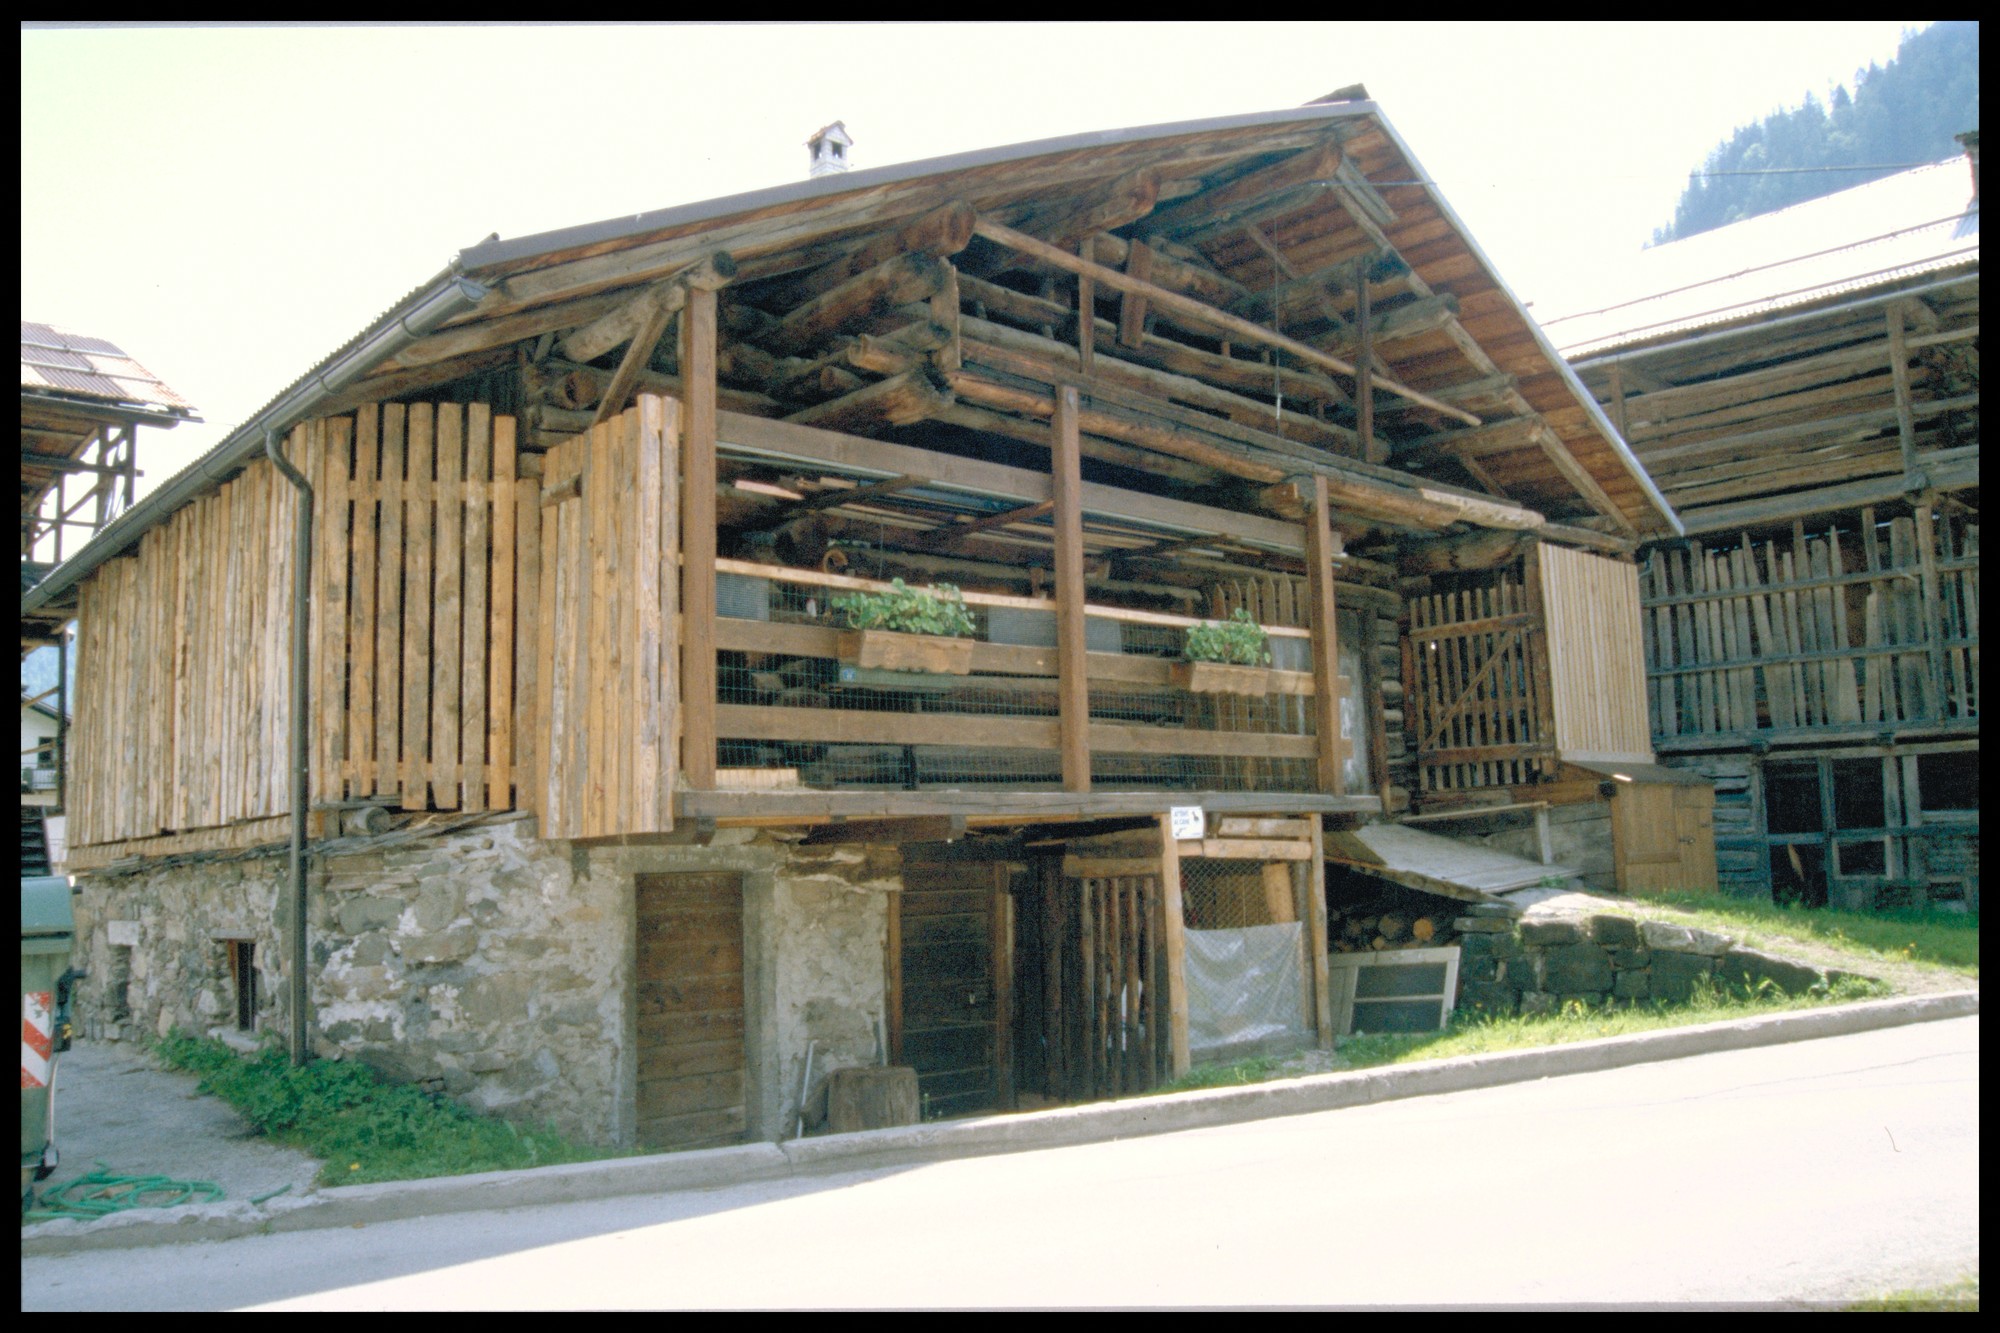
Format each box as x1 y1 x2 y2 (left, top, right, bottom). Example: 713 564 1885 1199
634 873 746 1149
896 855 1011 1120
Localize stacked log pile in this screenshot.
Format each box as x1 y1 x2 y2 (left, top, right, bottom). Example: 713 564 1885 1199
1327 890 1463 954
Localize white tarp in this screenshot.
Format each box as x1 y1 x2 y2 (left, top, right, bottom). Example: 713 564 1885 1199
1185 922 1310 1061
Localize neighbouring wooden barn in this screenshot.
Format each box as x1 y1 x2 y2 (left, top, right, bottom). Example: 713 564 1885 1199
1548 136 1979 912
27 94 1689 1148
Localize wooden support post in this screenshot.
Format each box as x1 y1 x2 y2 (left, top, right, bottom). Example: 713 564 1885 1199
1913 502 1949 720
1053 385 1091 793
1303 475 1345 792
1886 303 1920 481
1157 813 1190 1079
681 285 720 789
992 864 1016 1111
1303 819 1332 1048
1356 260 1380 465
1075 241 1095 376
885 888 903 1064
1116 240 1152 348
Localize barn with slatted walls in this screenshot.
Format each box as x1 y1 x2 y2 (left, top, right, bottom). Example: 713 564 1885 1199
27 91 1685 1149
1546 135 1978 913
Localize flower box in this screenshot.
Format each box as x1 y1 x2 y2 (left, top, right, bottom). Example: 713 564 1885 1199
837 629 975 675
1170 660 1278 696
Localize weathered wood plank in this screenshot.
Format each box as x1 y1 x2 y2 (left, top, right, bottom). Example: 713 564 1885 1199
432 405 464 807
401 405 435 809
462 405 492 814
490 414 516 810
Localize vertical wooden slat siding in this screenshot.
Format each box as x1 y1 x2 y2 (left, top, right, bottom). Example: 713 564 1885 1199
67 408 541 850
461 405 492 814
565 435 589 827
1635 515 1976 744
489 415 516 810
681 290 720 789
401 406 435 809
432 405 464 807
1538 542 1650 760
375 405 407 804
613 409 638 831
348 410 380 795
632 397 664 829
658 396 683 830
536 440 564 824
513 464 541 819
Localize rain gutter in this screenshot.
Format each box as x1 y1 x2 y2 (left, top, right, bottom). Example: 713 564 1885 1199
21 274 488 617
263 428 315 1068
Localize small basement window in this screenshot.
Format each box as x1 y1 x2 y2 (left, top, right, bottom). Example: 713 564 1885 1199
1764 763 1823 834
226 940 257 1032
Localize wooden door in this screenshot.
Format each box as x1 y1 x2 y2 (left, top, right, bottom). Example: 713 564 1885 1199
895 856 1012 1120
1613 783 1717 894
634 872 746 1149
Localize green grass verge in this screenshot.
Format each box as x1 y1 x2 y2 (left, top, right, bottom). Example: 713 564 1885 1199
155 1033 631 1186
1161 972 1891 1092
1637 893 1978 977
1844 1273 1978 1311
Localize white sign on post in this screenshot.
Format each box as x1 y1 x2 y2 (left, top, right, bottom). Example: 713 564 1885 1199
1168 805 1205 842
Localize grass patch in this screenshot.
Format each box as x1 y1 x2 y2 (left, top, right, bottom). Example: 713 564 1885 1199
1161 971 1890 1091
1844 1273 1978 1311
1335 973 1887 1070
1638 893 1978 977
154 1033 630 1186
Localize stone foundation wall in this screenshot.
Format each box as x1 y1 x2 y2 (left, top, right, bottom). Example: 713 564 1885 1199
69 817 900 1149
1453 907 1861 1016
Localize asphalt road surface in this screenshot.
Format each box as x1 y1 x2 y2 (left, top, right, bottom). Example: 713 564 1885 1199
22 1016 1978 1310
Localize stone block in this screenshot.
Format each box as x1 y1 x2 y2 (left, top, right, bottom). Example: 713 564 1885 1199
1453 917 1514 933
1650 950 1716 1002
1681 927 1735 957
1456 980 1517 1016
1501 955 1544 991
349 935 392 967
1544 943 1614 994
1458 931 1520 962
411 881 467 933
1608 945 1652 970
1613 970 1651 1000
1716 947 1824 996
1586 914 1642 947
1458 900 1522 918
336 895 408 935
1519 917 1583 946
1457 952 1499 983
405 928 478 964
107 919 140 947
1519 990 1558 1016
467 1051 510 1074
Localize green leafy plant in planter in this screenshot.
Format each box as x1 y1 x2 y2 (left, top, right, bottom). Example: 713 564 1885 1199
830 579 976 638
1183 607 1271 666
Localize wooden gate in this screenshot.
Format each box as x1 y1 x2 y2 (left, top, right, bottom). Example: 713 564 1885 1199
1404 571 1554 792
1035 864 1164 1103
634 872 746 1150
1611 782 1718 894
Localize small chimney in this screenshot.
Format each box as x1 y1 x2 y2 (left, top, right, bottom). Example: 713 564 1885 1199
807 121 853 179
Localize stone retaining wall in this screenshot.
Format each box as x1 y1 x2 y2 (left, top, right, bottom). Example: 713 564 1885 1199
69 817 897 1148
1452 906 1862 1016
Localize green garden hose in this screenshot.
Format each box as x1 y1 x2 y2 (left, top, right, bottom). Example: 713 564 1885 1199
25 1164 225 1221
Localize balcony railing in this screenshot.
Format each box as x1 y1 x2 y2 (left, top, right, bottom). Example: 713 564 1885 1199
709 562 1320 794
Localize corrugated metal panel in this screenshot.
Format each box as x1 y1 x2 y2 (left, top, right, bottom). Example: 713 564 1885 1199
18 320 196 412
1543 159 1979 358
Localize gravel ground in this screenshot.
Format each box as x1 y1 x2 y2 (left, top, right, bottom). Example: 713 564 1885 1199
31 1040 322 1212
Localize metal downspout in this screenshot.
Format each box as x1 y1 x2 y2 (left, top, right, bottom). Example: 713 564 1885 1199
265 428 315 1067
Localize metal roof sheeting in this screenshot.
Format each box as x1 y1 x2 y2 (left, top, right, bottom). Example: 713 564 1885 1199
20 320 197 413
1543 158 1979 359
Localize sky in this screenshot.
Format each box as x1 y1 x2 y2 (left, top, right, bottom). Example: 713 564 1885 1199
22 21 1935 506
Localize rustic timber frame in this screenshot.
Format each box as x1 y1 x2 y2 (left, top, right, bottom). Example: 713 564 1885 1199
1558 153 1979 911
39 99 1692 1126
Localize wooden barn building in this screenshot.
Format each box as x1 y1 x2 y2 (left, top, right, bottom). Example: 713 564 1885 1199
26 95 1699 1149
1548 136 1979 913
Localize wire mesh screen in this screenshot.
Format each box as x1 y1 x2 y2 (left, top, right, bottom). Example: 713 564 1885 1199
1181 857 1300 930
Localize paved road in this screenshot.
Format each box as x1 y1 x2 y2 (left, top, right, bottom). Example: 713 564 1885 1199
23 1017 1977 1309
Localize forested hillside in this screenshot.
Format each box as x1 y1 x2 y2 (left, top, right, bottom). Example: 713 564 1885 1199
1652 21 1978 244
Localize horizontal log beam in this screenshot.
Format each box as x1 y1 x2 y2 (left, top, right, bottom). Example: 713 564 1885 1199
781 369 953 434
764 253 949 357
1141 140 1344 238
973 215 1479 425
757 200 976 312
559 252 735 364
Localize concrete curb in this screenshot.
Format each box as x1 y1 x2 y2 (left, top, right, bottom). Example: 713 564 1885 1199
22 989 1977 1255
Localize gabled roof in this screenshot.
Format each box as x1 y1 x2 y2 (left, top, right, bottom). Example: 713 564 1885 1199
25 100 1681 619
21 320 196 416
1543 158 1979 359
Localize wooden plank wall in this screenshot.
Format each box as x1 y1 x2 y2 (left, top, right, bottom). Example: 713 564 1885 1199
1638 508 1978 744
1537 542 1652 761
536 395 681 838
69 404 541 850
312 404 523 814
70 451 300 846
1402 571 1551 793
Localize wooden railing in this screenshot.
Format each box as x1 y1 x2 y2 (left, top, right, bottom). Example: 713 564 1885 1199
708 561 1322 794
